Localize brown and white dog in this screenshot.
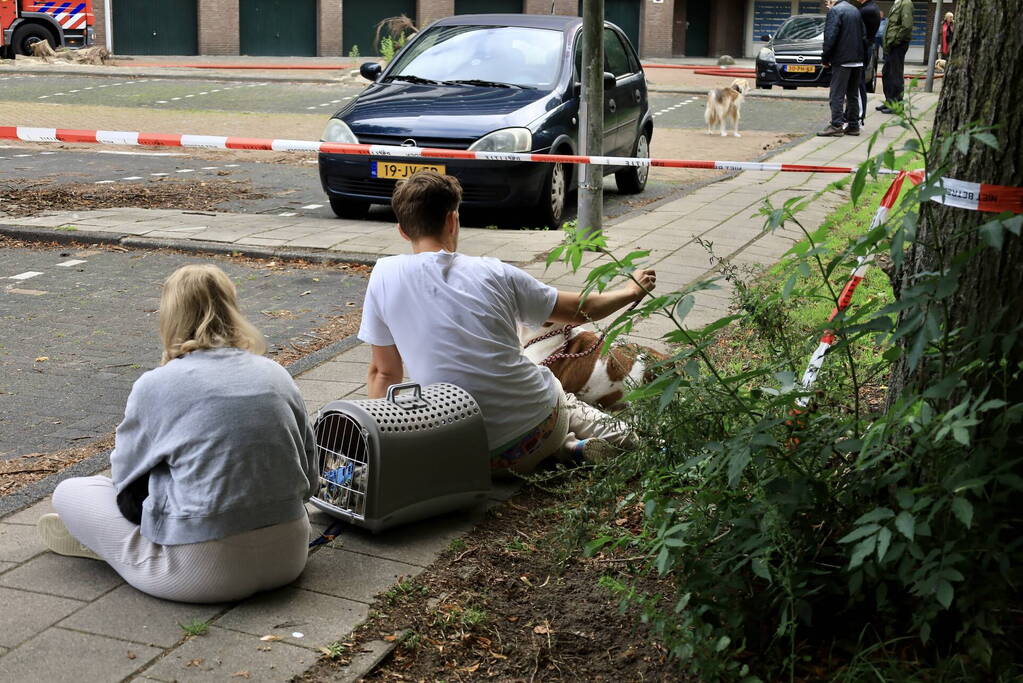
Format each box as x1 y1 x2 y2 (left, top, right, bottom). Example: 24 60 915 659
705 78 750 138
519 323 666 410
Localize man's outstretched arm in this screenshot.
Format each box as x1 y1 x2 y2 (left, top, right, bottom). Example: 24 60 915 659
367 344 405 399
548 268 656 325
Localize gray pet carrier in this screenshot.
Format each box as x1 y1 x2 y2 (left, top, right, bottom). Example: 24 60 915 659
310 382 491 532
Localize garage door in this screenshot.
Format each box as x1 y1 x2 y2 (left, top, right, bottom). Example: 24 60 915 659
454 0 523 13
240 0 316 56
342 1 416 56
112 0 197 55
578 0 640 52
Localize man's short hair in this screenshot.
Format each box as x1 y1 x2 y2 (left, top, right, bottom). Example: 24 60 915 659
391 171 463 240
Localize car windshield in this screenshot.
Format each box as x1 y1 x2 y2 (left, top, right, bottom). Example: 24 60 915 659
385 25 564 89
775 16 826 41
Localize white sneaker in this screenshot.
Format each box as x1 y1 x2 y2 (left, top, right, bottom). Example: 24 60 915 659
573 438 619 464
37 513 102 560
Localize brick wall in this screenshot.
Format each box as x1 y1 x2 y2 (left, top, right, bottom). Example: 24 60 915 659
92 0 107 48
418 0 454 29
641 0 673 58
524 0 576 15
319 0 342 56
198 0 239 55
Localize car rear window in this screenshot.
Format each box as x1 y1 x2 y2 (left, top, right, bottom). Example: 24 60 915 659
775 16 826 41
387 25 564 89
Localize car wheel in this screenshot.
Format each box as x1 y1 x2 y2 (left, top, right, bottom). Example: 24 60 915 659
12 24 55 56
532 161 567 229
615 130 650 195
329 197 370 219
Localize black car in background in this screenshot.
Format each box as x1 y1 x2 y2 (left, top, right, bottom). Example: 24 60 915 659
318 14 652 228
755 14 877 92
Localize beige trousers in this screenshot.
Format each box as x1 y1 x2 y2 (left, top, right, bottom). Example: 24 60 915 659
52 475 310 603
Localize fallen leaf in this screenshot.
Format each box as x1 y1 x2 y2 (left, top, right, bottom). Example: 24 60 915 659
186 658 204 667
490 651 508 660
35 356 48 362
462 663 480 673
299 290 311 296
259 634 282 642
519 575 533 587
533 624 551 635
506 616 519 623
231 671 251 679
383 634 397 642
126 651 137 660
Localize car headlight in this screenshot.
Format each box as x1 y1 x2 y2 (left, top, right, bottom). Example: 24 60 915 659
321 118 358 144
468 127 532 153
758 47 776 64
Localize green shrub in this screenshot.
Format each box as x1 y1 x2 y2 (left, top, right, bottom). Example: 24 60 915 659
549 99 1023 679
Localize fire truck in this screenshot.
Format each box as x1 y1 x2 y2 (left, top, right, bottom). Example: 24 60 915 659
1 0 95 58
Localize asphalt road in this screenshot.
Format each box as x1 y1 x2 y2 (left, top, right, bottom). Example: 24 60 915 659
0 242 367 460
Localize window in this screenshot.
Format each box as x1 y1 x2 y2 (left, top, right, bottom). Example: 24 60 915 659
604 29 632 77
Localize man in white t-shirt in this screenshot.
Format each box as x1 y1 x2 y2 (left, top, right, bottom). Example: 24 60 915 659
358 171 656 473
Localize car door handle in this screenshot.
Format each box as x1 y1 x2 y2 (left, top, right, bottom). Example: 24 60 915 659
633 89 641 103
608 100 617 113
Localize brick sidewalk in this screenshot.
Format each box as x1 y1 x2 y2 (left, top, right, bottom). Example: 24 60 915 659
0 92 936 681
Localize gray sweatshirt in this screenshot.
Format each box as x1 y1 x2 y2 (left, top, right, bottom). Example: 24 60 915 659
110 347 319 545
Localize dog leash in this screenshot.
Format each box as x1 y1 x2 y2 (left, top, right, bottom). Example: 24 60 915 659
308 519 345 549
524 299 642 367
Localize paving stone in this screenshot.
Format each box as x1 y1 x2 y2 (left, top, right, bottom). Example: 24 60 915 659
0 551 123 600
216 586 369 650
295 378 366 408
297 361 370 384
325 506 484 568
0 587 85 648
0 522 47 563
0 627 162 682
1 497 56 525
58 583 224 648
142 625 318 682
296 547 422 603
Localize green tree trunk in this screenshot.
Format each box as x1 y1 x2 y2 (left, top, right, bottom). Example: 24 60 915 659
888 0 1023 402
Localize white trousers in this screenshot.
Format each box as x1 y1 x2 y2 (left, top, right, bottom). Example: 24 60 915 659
52 475 311 603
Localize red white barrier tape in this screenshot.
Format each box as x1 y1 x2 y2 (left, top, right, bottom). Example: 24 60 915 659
797 170 923 405
930 177 1023 214
0 125 859 174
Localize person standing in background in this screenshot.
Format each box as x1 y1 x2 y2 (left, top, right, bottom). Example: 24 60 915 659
940 12 954 59
853 0 882 127
818 0 867 137
879 0 914 114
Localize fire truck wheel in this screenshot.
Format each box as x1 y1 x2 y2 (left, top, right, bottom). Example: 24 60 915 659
12 24 56 57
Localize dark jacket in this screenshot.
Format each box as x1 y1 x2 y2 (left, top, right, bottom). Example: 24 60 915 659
857 0 882 62
822 0 868 66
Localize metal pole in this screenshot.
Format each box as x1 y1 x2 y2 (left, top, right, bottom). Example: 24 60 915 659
924 0 944 92
577 0 604 237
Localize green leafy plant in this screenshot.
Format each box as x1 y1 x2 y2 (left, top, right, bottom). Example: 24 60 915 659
178 618 210 637
348 44 360 60
550 89 1023 679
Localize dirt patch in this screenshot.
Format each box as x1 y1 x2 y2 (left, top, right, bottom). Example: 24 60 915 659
297 487 688 682
0 177 266 216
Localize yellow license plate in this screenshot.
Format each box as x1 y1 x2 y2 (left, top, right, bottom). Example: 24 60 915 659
371 161 446 179
785 64 817 73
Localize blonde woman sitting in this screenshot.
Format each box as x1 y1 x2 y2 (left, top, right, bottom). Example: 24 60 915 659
37 264 319 603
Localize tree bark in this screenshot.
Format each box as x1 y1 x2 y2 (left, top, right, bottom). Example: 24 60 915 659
888 0 1023 402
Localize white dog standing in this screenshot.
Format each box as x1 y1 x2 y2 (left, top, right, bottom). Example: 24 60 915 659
705 78 750 137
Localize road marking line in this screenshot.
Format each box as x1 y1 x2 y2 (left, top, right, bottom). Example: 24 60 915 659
301 204 323 209
38 95 49 99
151 172 169 176
184 94 194 98
224 164 240 167
9 271 43 280
306 107 316 110
56 259 87 267
156 100 168 103
69 89 80 93
95 180 115 184
171 97 181 100
122 176 143 180
14 154 32 157
40 151 55 155
278 212 298 217
8 288 46 296
176 169 194 173
201 166 219 170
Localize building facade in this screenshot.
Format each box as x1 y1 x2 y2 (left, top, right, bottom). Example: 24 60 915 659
92 0 952 61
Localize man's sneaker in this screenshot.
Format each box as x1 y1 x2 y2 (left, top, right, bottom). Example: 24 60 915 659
37 513 101 560
817 125 845 137
845 127 861 136
877 105 895 114
573 438 618 464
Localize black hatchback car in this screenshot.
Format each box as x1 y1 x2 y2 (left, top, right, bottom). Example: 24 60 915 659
318 14 652 227
756 14 876 92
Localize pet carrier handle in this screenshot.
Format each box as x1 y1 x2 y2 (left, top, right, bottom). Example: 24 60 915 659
386 382 429 410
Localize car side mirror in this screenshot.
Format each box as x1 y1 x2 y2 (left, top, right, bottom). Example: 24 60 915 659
760 34 771 42
603 71 616 88
360 62 383 82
